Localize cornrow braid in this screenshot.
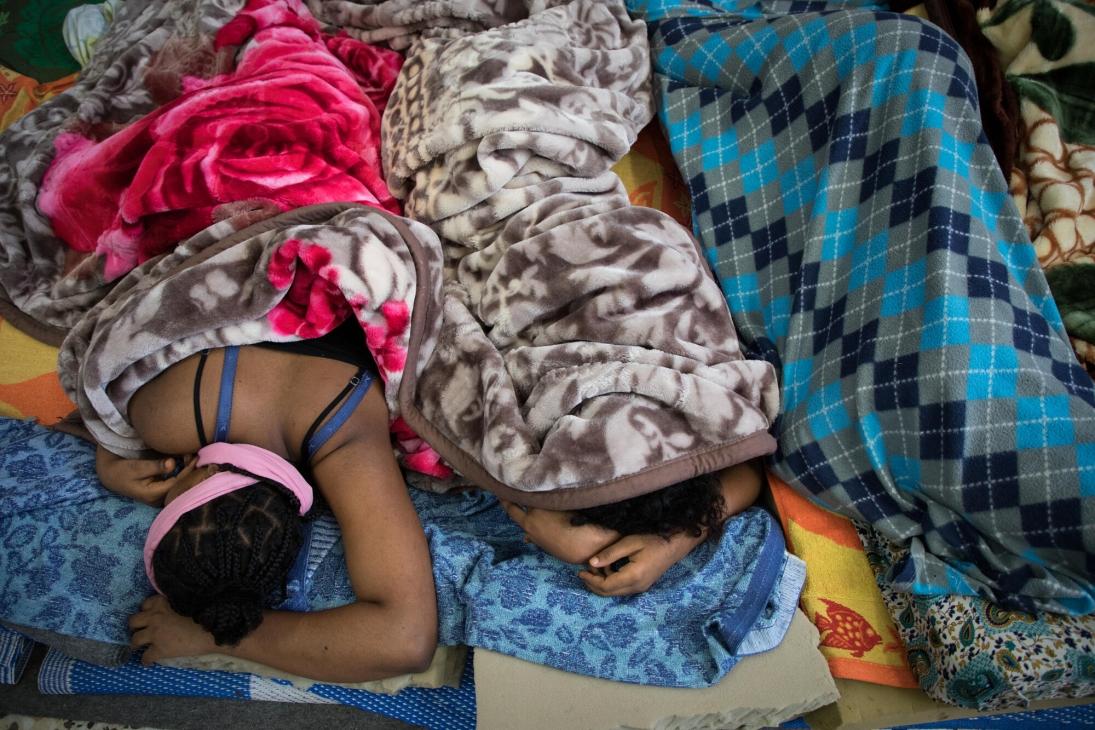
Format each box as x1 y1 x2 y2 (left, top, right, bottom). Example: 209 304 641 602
570 473 726 540
151 481 304 646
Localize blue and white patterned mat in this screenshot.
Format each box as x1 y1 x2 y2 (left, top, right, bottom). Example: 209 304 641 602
37 645 477 730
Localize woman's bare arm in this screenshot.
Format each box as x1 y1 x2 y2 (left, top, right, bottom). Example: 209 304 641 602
95 445 190 506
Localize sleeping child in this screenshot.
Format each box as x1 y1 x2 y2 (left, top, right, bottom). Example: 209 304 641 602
502 460 763 596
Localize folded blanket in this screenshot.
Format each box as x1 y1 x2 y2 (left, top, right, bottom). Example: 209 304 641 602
37 647 478 730
769 474 918 689
0 418 805 688
0 626 34 684
632 0 1095 613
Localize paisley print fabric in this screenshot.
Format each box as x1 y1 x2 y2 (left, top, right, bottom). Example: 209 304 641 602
860 522 1095 710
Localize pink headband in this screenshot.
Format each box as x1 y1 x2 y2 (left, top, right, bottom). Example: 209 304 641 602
142 442 313 594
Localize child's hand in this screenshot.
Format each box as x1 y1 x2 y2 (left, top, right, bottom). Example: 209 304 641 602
96 446 196 506
577 530 706 597
129 595 217 664
501 500 620 565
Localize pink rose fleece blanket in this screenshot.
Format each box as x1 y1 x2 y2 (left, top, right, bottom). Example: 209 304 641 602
0 0 401 332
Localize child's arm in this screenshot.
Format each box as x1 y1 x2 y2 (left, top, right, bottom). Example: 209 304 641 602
578 459 763 597
95 444 191 506
501 500 620 565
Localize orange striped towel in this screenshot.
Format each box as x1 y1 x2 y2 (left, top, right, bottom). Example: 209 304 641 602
613 122 693 230
769 472 918 688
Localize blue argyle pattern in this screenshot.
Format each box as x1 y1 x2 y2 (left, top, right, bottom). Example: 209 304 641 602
628 0 1095 613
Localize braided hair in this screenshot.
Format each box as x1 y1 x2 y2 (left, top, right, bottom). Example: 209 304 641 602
569 473 726 540
151 480 303 646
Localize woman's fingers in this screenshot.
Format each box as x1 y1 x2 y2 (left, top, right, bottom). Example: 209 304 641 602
142 595 167 612
129 626 151 650
128 611 150 631
124 457 173 481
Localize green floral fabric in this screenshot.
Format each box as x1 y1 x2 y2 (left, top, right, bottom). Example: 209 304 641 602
0 0 83 82
980 0 1095 144
859 523 1095 710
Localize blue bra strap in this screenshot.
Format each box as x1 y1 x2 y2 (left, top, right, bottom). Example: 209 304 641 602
213 346 240 443
303 369 373 461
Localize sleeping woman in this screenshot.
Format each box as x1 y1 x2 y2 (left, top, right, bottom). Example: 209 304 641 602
93 318 437 683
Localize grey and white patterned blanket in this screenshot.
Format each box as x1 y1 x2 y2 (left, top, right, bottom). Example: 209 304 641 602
29 0 779 507
377 0 779 506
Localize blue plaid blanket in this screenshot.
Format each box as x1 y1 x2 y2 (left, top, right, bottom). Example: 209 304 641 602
628 0 1095 613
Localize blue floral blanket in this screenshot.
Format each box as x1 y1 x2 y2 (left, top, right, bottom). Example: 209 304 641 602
627 0 1095 614
0 418 804 688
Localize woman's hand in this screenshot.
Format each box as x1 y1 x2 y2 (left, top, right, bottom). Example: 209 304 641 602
501 501 620 565
129 595 217 665
577 530 706 597
95 446 196 506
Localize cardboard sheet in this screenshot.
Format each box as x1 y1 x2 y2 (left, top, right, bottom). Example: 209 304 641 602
475 609 837 730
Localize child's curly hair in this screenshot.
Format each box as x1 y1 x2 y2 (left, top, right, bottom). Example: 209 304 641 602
569 473 726 539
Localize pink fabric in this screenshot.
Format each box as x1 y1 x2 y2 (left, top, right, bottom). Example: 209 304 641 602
39 0 403 281
266 239 352 339
142 442 313 594
261 238 450 477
